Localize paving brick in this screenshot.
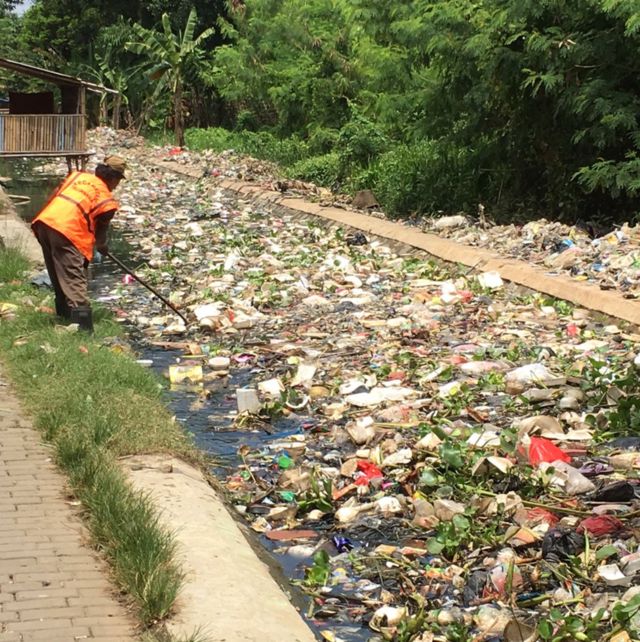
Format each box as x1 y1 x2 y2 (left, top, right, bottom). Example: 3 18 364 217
68 597 120 608
89 625 133 637
0 611 19 623
19 606 85 620
82 605 123 617
0 559 38 573
73 616 130 627
0 535 49 546
0 549 41 559
12 571 101 584
64 580 112 590
8 496 41 505
10 617 74 631
1 583 46 594
4 597 68 612
13 588 79 600
22 627 92 641
52 563 103 574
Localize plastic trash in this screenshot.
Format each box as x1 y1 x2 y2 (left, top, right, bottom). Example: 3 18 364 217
477 271 504 289
528 437 571 465
432 214 468 230
506 363 565 388
369 606 408 631
541 527 584 562
588 480 637 502
540 460 596 495
236 388 261 413
209 356 231 370
168 364 203 384
354 460 383 486
598 563 633 587
577 515 625 537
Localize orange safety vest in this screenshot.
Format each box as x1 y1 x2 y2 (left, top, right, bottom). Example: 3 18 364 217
32 171 118 260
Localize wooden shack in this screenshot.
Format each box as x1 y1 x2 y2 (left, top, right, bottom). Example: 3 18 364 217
0 58 117 169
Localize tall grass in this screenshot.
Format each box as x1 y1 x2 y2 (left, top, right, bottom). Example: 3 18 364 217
0 245 30 283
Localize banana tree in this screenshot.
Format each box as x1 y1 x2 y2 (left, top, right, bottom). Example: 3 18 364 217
127 8 215 145
82 46 137 129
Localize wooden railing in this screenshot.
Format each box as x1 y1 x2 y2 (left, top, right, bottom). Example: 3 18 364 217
0 114 86 155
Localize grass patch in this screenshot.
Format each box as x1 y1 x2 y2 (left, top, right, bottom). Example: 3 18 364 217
0 246 196 627
0 245 30 283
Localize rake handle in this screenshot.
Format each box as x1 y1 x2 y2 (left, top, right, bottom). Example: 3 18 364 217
104 251 189 326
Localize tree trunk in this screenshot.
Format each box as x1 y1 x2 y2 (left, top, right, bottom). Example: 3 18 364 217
100 97 108 125
112 94 121 130
174 79 184 147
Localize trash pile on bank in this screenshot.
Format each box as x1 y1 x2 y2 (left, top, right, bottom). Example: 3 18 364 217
36 129 640 642
425 214 640 299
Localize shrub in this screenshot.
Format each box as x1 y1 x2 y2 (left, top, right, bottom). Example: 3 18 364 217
290 152 341 187
185 127 309 168
336 113 389 174
371 140 479 217
185 127 236 152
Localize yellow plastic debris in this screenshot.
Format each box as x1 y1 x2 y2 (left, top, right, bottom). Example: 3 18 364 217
168 364 204 385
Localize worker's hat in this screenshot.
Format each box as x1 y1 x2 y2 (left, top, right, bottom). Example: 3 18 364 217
103 155 128 178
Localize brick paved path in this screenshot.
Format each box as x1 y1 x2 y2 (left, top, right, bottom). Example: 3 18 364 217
0 370 136 642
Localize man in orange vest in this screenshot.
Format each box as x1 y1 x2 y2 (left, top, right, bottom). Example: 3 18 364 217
31 155 127 332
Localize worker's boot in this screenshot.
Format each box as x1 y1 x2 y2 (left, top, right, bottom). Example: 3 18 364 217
54 294 71 320
70 306 93 333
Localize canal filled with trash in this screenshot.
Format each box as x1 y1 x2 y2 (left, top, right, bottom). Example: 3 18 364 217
4 141 640 642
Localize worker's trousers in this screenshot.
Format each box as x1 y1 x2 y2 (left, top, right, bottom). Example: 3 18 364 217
32 222 89 317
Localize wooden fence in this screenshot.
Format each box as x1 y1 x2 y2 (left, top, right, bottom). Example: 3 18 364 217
0 114 86 155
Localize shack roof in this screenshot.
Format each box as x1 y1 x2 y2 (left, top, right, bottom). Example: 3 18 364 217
0 57 118 95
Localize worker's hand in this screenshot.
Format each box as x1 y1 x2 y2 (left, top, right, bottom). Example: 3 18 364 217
96 244 109 256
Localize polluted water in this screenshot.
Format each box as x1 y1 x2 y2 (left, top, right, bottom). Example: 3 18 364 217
22 129 640 642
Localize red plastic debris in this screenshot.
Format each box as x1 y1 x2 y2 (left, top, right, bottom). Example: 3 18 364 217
354 460 383 486
528 437 572 465
577 515 625 537
566 323 580 337
526 507 560 528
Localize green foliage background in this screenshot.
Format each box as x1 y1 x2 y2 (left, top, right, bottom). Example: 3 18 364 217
3 0 640 222
206 0 640 223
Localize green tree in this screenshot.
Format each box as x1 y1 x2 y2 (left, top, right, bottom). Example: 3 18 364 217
19 0 227 61
0 0 19 14
127 8 215 145
213 0 359 137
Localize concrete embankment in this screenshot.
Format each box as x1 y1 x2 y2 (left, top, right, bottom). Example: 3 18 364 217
0 187 42 263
